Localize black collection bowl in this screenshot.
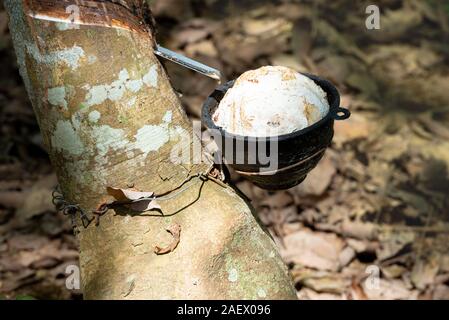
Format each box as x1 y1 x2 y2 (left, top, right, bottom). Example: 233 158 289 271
201 73 350 190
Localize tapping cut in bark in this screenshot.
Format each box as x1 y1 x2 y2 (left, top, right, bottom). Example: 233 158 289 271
24 0 156 38
5 0 297 299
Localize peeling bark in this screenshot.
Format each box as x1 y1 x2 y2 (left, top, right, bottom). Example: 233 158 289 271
5 0 296 299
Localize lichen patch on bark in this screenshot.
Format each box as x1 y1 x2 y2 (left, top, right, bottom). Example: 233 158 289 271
26 42 85 70
51 120 85 156
47 86 68 110
88 110 101 123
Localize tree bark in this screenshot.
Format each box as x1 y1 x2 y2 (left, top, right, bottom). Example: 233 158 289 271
5 0 296 299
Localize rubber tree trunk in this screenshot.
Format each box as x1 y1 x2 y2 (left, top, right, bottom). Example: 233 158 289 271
5 0 296 299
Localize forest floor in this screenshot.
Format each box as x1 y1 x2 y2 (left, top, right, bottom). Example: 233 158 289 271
1 0 449 299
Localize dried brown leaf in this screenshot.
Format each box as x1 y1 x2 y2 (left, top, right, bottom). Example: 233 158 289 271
154 224 181 255
107 187 161 212
107 187 154 202
411 256 440 290
129 199 161 212
281 228 345 271
363 279 419 300
294 152 336 196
